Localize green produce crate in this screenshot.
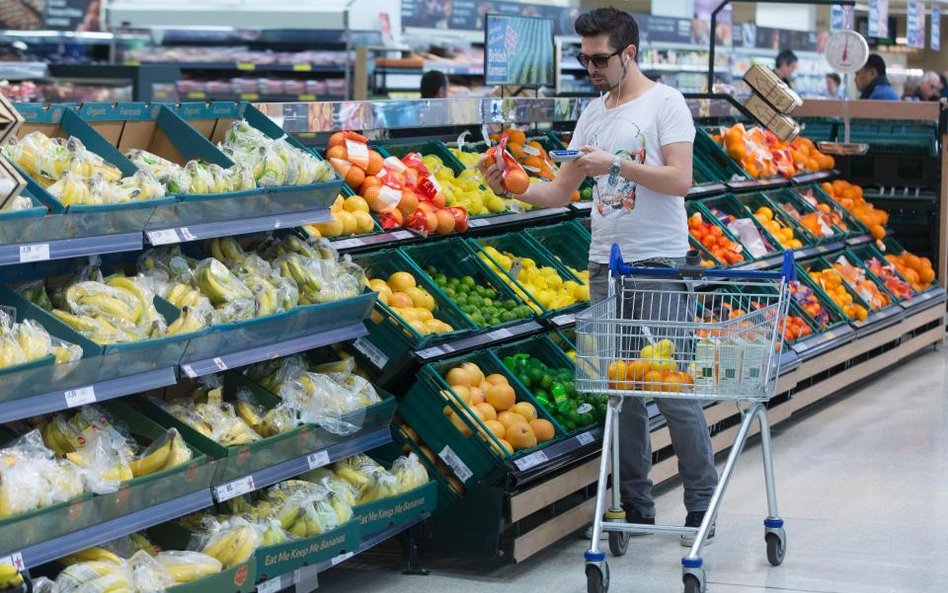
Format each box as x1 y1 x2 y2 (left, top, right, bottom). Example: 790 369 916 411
825 250 902 312
399 350 563 487
685 201 754 267
695 128 749 183
878 237 941 289
147 523 257 593
787 270 850 333
470 233 588 318
846 120 938 156
766 188 850 243
492 335 605 435
353 248 475 353
791 184 867 235
255 520 359 582
525 220 592 272
698 195 786 259
548 327 576 353
845 243 919 302
733 192 819 248
798 118 836 143
352 480 437 535
400 237 537 331
378 423 463 510
0 186 47 222
797 259 874 326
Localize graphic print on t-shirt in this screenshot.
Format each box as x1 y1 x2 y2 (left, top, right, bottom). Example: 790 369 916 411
594 123 646 217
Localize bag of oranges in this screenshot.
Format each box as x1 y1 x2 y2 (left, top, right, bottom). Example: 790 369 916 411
485 136 531 195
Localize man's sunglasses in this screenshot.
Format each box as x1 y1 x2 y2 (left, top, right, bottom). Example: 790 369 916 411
576 46 628 69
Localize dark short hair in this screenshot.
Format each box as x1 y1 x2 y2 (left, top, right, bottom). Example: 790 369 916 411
776 49 798 67
574 8 640 60
862 53 887 77
420 70 448 98
826 72 841 85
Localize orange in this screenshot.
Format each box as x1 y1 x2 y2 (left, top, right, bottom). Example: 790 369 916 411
445 366 472 387
397 189 419 217
626 360 648 386
484 419 506 440
345 166 365 189
505 423 537 451
325 145 347 161
662 371 684 393
366 150 384 175
474 402 498 422
507 143 524 159
869 224 885 241
390 292 413 308
485 373 509 386
505 129 527 145
643 370 663 391
486 383 516 412
522 155 544 170
503 169 531 195
461 362 485 385
512 402 538 422
529 419 556 443
497 410 528 430
327 131 347 148
435 209 456 235
608 360 631 390
468 386 486 405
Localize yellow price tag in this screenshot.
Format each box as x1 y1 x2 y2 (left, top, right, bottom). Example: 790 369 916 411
298 94 316 101
236 62 256 71
292 64 313 72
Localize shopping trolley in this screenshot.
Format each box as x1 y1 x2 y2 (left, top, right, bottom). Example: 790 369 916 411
576 245 795 593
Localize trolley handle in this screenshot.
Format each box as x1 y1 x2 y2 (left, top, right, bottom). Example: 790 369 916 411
609 245 797 282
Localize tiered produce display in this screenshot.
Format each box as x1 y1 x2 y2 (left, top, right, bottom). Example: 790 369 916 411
0 99 943 586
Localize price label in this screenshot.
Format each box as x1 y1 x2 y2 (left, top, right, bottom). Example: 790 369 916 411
438 445 473 483
351 337 389 370
257 577 284 593
215 476 256 502
65 386 96 408
553 314 575 326
0 552 24 571
179 227 196 241
330 551 354 566
293 64 313 72
19 243 50 263
468 218 489 228
186 91 206 100
181 364 197 379
489 328 513 340
146 229 180 245
576 431 596 446
333 238 363 250
236 62 256 71
514 450 549 471
213 357 228 372
273 220 283 229
306 450 330 470
299 94 317 101
240 93 260 101
346 140 369 163
416 346 443 359
391 230 414 240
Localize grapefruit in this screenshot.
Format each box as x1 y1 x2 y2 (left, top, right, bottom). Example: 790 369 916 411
460 362 485 385
435 209 456 235
529 419 555 443
483 419 506 440
506 423 538 450
474 402 497 422
390 292 413 308
512 402 538 422
388 271 416 292
366 150 384 175
468 386 486 405
486 384 516 412
503 169 530 195
497 410 527 430
445 366 473 387
485 373 509 386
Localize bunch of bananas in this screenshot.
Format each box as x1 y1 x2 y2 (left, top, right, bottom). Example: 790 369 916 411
0 430 84 518
331 453 427 504
155 551 223 584
2 132 167 206
160 387 262 447
199 521 258 569
260 481 349 538
0 308 80 369
234 395 296 438
51 560 133 593
127 149 255 195
221 120 333 187
58 546 123 567
51 275 168 345
0 564 23 590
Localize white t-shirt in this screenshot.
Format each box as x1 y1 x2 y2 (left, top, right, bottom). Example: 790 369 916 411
569 83 695 263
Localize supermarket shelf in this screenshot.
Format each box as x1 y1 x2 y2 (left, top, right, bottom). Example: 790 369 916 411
180 92 345 103
0 365 177 425
414 320 544 363
212 426 391 502
726 177 791 192
790 324 857 360
180 320 369 378
15 488 213 569
790 170 839 185
126 62 346 73
0 230 143 267
794 241 846 260
331 230 420 253
688 183 728 198
570 202 592 214
506 427 603 488
0 62 49 81
466 207 572 234
898 287 947 313
846 235 874 247
853 306 906 338
146 208 332 245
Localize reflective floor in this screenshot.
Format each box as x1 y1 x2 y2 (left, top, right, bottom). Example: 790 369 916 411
319 345 947 593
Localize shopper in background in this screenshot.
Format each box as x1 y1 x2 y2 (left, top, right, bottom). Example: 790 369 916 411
912 71 943 101
774 49 798 87
854 54 899 100
940 72 948 98
478 6 718 547
420 70 449 98
823 72 842 99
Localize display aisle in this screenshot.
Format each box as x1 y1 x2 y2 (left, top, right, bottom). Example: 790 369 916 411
0 94 943 593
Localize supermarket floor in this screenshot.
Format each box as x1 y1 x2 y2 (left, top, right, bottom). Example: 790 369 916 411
320 344 948 593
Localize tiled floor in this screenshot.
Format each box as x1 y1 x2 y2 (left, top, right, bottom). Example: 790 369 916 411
318 345 947 593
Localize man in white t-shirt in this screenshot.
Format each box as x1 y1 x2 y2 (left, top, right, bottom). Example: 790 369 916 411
479 7 718 546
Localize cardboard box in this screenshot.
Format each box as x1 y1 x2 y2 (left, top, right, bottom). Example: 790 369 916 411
745 94 801 143
743 65 803 114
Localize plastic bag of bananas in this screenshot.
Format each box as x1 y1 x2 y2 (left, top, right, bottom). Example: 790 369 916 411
0 308 81 370
0 430 85 519
154 383 263 447
220 120 332 188
276 370 366 436
193 517 260 569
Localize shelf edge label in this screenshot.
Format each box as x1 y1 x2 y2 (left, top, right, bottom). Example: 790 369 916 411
576 431 596 446
0 553 24 571
215 476 256 502
330 551 354 566
64 386 96 408
306 450 330 470
514 450 549 471
146 229 180 245
439 445 473 483
19 243 50 263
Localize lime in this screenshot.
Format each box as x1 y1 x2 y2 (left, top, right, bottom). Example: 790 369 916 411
482 298 494 308
461 276 476 287
540 375 553 390
518 373 532 388
444 287 456 299
502 311 517 322
425 265 437 275
434 273 447 286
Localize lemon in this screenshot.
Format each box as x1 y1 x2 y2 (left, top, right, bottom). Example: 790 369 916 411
343 195 370 213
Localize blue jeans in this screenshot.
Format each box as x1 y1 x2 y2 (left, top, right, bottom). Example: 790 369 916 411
588 261 717 516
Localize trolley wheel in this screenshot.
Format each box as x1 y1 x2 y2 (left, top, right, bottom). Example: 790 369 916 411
766 532 786 566
586 562 609 593
608 531 629 557
683 573 704 593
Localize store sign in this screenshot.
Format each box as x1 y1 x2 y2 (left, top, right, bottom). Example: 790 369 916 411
402 0 579 36
642 14 693 45
932 7 941 51
907 1 926 48
869 0 889 38
44 0 101 31
830 5 846 31
915 2 927 49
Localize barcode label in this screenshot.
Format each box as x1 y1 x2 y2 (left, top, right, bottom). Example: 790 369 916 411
146 229 180 245
330 551 354 566
468 218 489 228
64 386 96 408
181 364 197 378
19 243 50 263
514 450 549 471
392 230 413 240
257 577 283 593
439 445 473 483
416 346 443 359
333 238 363 250
307 450 330 470
346 140 369 162
351 337 388 370
215 476 256 502
553 314 575 326
576 431 596 446
212 357 228 372
0 552 24 571
489 328 513 340
179 227 196 241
